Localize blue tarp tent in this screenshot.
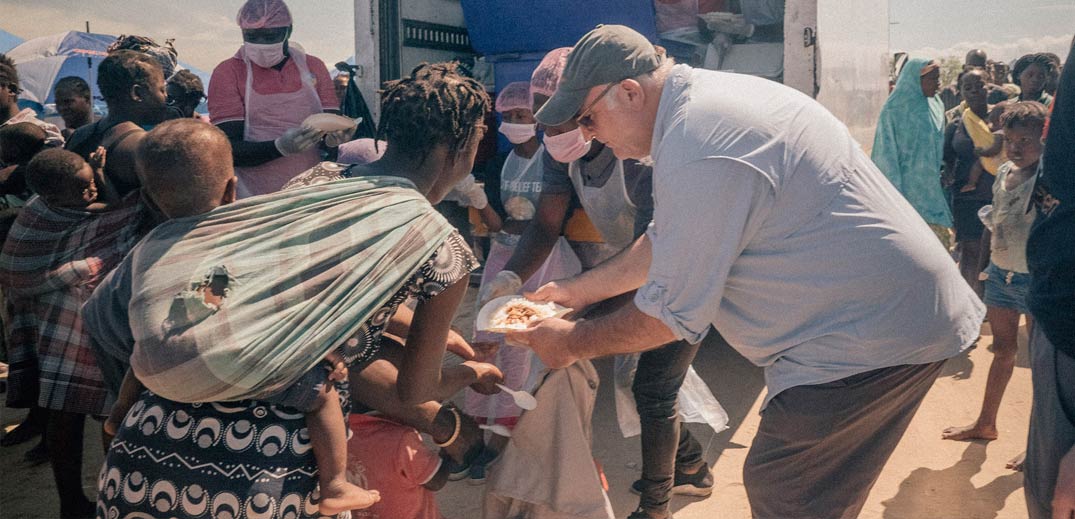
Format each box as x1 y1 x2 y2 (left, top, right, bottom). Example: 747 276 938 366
6 31 211 111
0 29 23 54
461 0 658 88
6 31 115 106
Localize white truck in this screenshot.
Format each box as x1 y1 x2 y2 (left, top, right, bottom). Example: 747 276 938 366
351 0 890 149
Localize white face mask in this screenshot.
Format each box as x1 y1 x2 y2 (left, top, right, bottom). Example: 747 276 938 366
543 127 592 163
499 122 537 145
243 41 286 68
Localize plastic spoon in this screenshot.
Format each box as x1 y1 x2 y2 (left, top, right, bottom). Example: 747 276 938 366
479 424 512 437
496 383 537 410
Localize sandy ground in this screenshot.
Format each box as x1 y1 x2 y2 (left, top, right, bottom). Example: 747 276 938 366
0 285 1031 519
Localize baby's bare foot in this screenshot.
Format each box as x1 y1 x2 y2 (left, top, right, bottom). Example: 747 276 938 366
941 422 998 441
319 480 380 515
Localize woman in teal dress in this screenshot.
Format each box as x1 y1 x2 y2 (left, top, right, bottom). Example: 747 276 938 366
872 58 954 233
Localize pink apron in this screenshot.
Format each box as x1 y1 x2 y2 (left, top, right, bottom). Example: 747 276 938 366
234 46 324 198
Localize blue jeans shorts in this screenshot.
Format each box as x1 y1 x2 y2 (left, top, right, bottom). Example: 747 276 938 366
982 262 1031 314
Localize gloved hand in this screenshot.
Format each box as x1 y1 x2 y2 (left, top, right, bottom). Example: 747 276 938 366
451 175 488 209
324 124 357 148
274 126 324 156
478 270 522 307
701 12 753 38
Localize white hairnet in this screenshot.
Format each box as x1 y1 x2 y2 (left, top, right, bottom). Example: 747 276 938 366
495 81 533 113
530 47 572 98
237 0 293 29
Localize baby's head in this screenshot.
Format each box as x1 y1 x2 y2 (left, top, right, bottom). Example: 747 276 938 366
987 101 1010 132
0 122 47 167
25 148 98 208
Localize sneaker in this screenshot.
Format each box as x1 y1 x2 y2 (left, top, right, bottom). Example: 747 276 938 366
626 507 673 519
467 460 486 485
445 457 470 481
630 463 714 498
1 418 44 447
23 439 48 465
467 447 499 485
671 464 714 497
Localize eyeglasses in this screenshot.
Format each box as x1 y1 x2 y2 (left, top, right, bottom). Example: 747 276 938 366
575 82 618 130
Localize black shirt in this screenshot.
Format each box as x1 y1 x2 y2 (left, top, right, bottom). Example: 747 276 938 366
1027 47 1075 358
944 113 995 202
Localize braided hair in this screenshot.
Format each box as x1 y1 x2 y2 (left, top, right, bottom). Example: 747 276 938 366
97 50 162 104
376 62 490 164
1011 53 1056 87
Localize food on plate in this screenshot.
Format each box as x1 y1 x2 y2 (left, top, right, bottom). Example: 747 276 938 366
476 296 571 333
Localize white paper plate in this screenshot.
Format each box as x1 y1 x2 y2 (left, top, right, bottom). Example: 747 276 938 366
301 113 361 132
475 295 571 334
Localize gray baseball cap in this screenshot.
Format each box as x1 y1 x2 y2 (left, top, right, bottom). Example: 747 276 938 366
534 24 662 126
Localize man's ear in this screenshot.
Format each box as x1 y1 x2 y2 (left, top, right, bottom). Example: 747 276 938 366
620 79 646 111
221 176 238 205
129 83 144 103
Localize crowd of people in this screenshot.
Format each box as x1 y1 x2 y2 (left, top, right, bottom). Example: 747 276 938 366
871 44 1072 519
0 1 1072 518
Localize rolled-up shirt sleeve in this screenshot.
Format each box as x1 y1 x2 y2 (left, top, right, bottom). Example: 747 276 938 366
635 158 774 343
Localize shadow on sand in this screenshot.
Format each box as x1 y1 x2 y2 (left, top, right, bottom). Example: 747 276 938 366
880 442 1023 519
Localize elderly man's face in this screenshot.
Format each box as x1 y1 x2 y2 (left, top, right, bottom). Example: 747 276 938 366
576 80 651 160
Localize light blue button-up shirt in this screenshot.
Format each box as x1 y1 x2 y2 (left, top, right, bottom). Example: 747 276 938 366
635 65 985 408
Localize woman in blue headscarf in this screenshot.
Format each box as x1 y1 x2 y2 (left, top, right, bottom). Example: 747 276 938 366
872 58 953 235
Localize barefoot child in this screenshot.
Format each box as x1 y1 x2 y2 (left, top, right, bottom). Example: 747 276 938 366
105 350 381 516
942 101 1047 442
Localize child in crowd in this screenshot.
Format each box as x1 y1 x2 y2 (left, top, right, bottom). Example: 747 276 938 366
961 101 1010 194
0 122 47 202
24 147 117 211
346 412 451 519
942 100 1047 442
105 350 381 516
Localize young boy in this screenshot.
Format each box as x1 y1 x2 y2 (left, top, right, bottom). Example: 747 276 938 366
105 348 381 516
346 412 451 519
942 101 1047 443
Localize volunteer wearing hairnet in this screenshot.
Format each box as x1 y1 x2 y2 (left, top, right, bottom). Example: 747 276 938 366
208 0 352 197
463 82 582 475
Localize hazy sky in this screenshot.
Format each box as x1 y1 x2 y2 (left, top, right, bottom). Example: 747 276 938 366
890 0 1073 63
2 0 1071 72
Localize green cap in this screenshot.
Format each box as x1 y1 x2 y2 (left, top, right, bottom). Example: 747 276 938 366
534 24 662 126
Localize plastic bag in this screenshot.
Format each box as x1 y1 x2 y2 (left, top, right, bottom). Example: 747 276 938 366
613 354 730 438
978 204 995 232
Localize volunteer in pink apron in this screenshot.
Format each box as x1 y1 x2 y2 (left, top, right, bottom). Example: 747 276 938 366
208 0 349 198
